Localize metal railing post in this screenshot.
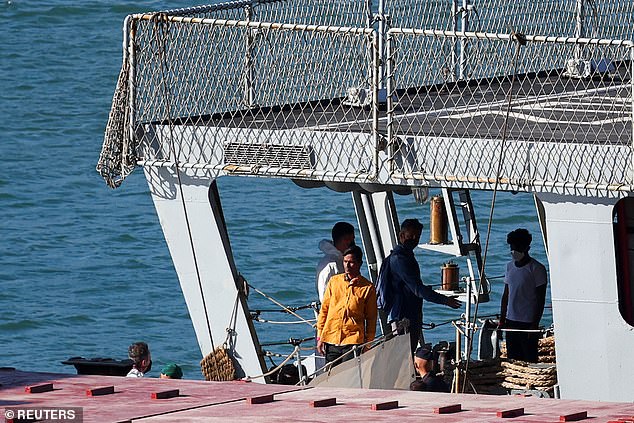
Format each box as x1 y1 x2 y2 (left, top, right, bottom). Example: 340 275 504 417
244 4 255 108
386 28 394 174
459 0 469 79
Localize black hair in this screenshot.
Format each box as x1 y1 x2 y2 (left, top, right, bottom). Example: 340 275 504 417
332 222 354 244
400 218 424 233
342 245 363 262
507 228 532 250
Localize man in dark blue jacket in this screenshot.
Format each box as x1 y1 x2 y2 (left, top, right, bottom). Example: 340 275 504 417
377 219 461 355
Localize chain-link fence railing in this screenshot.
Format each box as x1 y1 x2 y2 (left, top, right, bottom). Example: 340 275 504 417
98 0 634 193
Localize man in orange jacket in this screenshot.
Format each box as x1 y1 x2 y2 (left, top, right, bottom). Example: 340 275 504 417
317 245 377 366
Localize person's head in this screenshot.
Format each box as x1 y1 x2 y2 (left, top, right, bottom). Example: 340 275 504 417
332 222 355 253
413 346 434 375
342 245 363 279
399 219 424 250
507 228 532 260
160 363 183 379
128 342 152 374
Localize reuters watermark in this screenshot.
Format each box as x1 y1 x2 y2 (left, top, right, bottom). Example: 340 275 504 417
4 407 83 422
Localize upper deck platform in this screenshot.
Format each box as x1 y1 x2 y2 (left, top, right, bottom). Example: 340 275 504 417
98 1 634 197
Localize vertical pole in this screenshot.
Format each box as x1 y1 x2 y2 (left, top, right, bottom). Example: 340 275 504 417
631 45 634 186
575 0 584 61
459 0 469 80
464 279 472 361
378 0 385 90
451 0 458 80
244 5 255 108
386 28 394 173
454 323 462 393
372 30 380 178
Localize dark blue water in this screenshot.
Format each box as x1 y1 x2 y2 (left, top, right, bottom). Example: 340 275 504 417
1 0 549 380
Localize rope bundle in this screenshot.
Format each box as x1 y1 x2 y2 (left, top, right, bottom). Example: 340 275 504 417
200 346 236 381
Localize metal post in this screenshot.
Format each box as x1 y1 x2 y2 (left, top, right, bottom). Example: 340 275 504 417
631 45 634 182
378 0 385 90
464 278 472 360
295 349 306 385
451 0 458 80
454 322 462 393
575 0 584 61
244 5 255 108
372 31 380 178
459 0 469 80
385 28 394 173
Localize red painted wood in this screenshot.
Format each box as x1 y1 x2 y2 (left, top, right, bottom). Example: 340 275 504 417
151 389 180 399
25 383 54 393
310 398 336 407
246 394 274 404
86 386 115 396
371 400 398 410
497 408 524 418
434 404 462 414
560 411 588 421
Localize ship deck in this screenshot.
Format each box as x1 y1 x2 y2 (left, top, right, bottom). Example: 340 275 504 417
2 369 634 422
199 68 631 146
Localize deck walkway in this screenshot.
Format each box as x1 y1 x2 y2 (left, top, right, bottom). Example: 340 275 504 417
1 369 633 422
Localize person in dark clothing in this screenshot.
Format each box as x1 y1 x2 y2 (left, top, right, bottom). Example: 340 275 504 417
499 228 548 363
376 219 461 355
410 346 450 393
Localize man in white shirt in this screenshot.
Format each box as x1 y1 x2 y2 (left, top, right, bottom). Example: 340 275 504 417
126 341 152 377
315 222 355 303
499 229 548 363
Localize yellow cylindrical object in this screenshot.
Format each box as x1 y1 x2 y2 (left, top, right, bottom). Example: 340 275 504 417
429 195 448 244
441 261 459 291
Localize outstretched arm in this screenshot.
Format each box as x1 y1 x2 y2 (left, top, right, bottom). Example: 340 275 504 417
394 254 458 307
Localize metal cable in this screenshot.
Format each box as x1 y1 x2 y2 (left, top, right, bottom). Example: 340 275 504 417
462 29 526 393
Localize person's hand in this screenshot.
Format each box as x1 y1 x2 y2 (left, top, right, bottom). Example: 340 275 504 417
446 296 461 309
497 317 506 329
317 339 325 355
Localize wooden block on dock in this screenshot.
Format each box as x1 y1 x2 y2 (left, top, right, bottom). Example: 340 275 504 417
151 389 180 399
371 400 398 411
497 408 524 418
434 404 462 414
310 398 336 408
86 386 115 396
247 394 274 404
560 411 588 421
25 383 54 393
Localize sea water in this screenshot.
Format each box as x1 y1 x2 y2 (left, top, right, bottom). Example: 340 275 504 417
1 0 549 380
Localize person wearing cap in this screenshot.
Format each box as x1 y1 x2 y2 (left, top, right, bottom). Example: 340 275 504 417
160 363 183 379
317 245 377 366
410 346 450 392
126 341 152 378
499 228 548 363
376 218 461 355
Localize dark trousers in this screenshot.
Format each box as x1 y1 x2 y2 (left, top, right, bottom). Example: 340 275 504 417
325 344 357 366
505 319 538 363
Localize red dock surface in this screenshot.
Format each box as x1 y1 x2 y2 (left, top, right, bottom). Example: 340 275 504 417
1 368 633 422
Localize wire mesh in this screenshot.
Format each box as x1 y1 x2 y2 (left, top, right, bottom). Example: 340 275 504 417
98 0 634 193
386 29 633 189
